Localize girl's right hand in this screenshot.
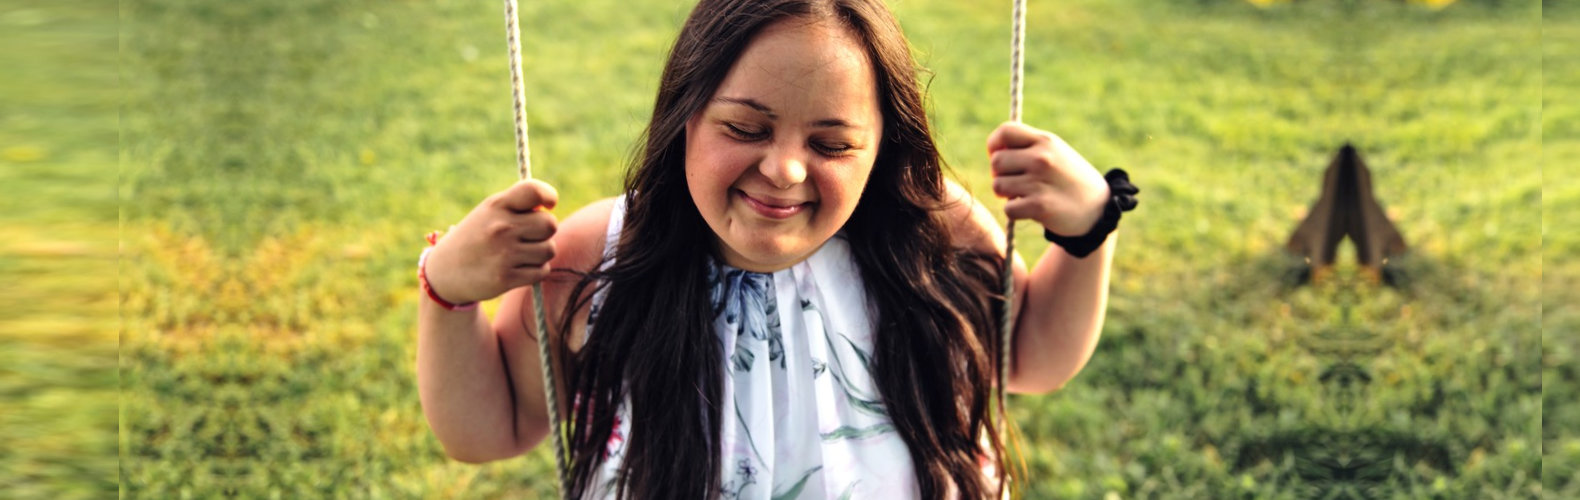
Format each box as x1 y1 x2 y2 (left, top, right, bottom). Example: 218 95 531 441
424 179 559 305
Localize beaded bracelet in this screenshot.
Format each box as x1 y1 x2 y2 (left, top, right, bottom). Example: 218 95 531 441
1044 168 1140 258
419 231 477 311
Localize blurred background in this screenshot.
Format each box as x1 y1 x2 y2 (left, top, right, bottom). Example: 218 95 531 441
0 0 1567 497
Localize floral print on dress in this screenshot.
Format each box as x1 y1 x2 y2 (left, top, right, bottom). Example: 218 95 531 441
711 264 786 372
589 197 922 499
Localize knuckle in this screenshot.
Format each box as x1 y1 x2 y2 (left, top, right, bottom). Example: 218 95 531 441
994 181 1014 196
520 265 549 284
1034 201 1054 217
484 193 505 210
1030 157 1055 176
489 221 513 237
520 216 555 241
529 244 554 264
538 214 558 235
1036 130 1060 146
1034 150 1058 170
507 267 530 285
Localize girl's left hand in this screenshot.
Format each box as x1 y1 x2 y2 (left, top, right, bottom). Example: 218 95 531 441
987 122 1110 237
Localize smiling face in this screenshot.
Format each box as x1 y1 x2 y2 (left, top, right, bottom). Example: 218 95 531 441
684 17 884 273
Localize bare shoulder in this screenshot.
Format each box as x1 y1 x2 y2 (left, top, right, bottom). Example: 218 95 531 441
494 197 618 353
548 197 618 273
942 179 1006 256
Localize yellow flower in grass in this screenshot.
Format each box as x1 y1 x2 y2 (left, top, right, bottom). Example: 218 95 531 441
1409 0 1457 9
2 145 45 162
1245 0 1285 7
1288 369 1306 385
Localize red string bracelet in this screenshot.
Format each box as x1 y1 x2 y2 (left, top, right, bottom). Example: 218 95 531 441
419 231 477 311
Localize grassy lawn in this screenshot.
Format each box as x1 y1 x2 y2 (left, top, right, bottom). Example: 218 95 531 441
0 0 118 498
1541 2 1579 498
0 0 1562 497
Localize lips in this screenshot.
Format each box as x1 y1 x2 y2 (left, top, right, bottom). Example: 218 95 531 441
735 189 813 220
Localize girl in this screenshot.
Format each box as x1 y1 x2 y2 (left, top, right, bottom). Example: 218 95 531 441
417 0 1128 498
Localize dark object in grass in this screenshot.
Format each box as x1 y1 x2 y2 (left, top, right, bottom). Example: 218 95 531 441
1286 143 1408 285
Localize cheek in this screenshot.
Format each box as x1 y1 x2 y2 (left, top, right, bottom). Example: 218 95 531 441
684 155 718 214
684 133 749 209
818 161 876 212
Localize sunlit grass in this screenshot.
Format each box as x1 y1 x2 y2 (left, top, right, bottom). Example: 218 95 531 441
29 0 1554 498
0 0 119 497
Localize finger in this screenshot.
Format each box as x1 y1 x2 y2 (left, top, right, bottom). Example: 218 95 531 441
989 147 1048 177
506 263 553 287
991 174 1045 199
512 240 557 267
513 212 559 242
1003 197 1050 222
497 179 560 213
986 121 1049 154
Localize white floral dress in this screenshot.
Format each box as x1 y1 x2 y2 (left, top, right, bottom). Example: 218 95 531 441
587 196 920 499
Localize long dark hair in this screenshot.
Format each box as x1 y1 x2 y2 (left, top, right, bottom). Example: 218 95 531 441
558 1 1010 498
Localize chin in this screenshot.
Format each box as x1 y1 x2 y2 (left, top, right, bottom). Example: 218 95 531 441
727 238 814 271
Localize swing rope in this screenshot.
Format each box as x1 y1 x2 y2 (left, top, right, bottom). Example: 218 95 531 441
499 0 1026 497
998 0 1027 495
501 0 570 497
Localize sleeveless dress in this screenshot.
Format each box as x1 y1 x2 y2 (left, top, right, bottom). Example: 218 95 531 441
586 196 920 499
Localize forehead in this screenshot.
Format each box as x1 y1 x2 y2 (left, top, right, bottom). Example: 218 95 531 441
714 18 879 118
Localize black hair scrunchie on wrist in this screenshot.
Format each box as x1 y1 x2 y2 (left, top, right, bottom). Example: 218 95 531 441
1044 168 1139 258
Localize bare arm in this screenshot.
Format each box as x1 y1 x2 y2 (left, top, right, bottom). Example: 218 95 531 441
947 177 1113 394
417 286 537 463
1008 229 1113 394
416 191 613 463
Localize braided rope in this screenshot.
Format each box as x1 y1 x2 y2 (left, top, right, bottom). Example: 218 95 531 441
499 1 1024 496
998 0 1027 495
504 0 533 181
502 0 569 496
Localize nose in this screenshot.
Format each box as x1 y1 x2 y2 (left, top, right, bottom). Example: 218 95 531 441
759 145 808 190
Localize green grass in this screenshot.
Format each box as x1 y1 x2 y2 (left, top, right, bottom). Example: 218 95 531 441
0 0 1559 497
1541 2 1580 498
0 0 118 498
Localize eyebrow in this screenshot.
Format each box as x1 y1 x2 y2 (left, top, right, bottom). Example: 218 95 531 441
712 96 861 129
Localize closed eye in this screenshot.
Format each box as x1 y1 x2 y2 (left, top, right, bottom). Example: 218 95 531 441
723 122 769 142
812 142 855 157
